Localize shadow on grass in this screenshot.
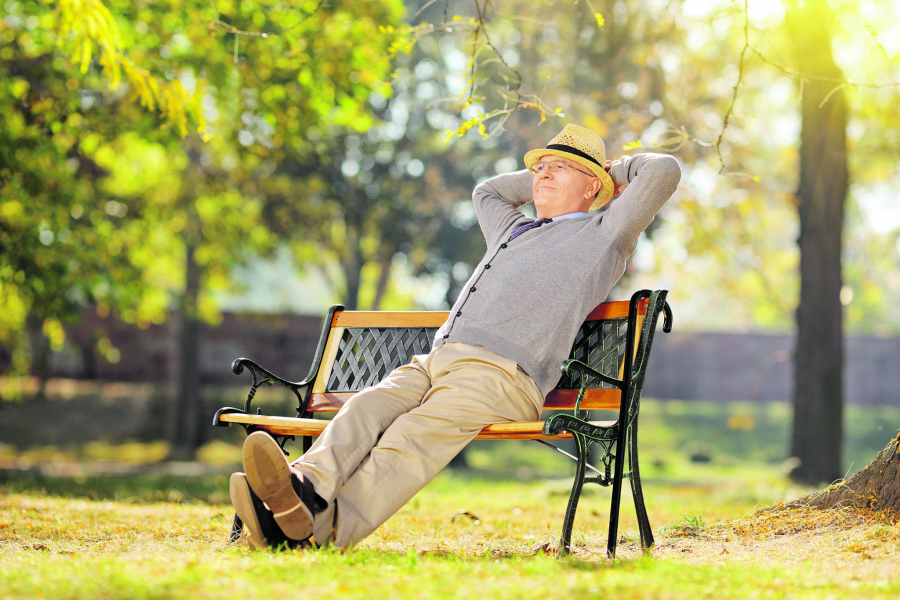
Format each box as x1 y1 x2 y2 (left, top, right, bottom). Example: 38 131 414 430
0 471 231 504
322 546 647 571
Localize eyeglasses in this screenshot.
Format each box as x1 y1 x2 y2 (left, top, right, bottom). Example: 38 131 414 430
529 160 595 178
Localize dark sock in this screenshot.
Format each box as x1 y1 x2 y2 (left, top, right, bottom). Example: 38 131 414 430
290 472 328 513
247 482 305 549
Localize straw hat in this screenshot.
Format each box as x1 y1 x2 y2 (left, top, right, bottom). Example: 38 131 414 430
524 124 615 211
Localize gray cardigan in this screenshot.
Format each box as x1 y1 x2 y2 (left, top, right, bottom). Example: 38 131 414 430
433 153 682 398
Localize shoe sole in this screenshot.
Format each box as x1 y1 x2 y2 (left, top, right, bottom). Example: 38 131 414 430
229 473 268 550
243 431 314 540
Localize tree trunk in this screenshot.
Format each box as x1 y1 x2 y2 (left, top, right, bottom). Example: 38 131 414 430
27 314 50 401
794 434 900 513
341 226 363 311
787 0 848 485
169 240 204 460
370 255 393 311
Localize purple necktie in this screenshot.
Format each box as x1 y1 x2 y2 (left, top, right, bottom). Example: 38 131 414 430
509 218 552 241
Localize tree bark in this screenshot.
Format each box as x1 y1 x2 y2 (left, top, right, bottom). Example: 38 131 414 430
169 240 204 460
341 225 363 311
168 144 205 461
370 255 393 311
27 314 50 401
787 0 848 485
794 434 900 513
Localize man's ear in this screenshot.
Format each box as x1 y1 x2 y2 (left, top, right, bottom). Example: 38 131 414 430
585 177 602 199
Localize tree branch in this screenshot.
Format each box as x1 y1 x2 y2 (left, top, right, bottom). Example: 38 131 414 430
704 0 900 177
207 0 326 42
715 0 750 176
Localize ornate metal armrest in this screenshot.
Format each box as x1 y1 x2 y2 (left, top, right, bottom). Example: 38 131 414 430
230 358 313 416
212 407 247 427
560 359 624 390
219 306 343 423
560 359 623 418
542 414 617 441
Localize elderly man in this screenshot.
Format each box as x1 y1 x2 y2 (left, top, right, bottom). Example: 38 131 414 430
229 123 681 550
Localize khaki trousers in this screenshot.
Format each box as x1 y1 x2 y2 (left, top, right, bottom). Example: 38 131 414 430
293 342 543 548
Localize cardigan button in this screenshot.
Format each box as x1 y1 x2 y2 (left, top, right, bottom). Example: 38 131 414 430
500 243 508 249
470 286 476 292
456 311 462 317
484 264 491 269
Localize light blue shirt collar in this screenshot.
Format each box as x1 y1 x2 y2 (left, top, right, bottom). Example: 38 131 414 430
550 212 590 221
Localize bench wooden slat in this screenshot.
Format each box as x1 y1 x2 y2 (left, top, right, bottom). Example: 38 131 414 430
329 299 646 328
331 311 450 327
310 327 344 394
217 413 615 440
542 388 622 410
306 388 623 413
583 298 647 320
307 392 355 411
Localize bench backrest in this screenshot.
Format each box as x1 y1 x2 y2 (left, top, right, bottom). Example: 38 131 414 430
304 298 650 413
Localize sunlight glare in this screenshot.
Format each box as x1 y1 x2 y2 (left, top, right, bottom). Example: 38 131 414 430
748 0 786 27
856 181 900 235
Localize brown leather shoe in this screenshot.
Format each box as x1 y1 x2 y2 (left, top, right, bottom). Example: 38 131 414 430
229 472 306 550
242 432 315 541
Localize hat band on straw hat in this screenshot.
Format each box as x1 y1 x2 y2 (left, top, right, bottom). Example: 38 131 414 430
544 143 602 167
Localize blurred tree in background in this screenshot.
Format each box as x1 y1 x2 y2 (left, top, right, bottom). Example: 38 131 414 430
0 0 405 456
2 0 899 471
786 0 848 485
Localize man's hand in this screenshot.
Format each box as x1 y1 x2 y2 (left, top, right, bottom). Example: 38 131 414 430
604 160 628 196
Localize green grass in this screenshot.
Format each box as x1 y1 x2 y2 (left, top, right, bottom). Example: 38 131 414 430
2 398 899 599
2 469 899 599
3 550 898 600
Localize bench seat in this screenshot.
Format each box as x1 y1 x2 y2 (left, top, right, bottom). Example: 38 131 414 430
217 412 617 440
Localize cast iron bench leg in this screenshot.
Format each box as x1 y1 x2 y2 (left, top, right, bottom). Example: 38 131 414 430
557 433 589 557
229 514 244 544
628 421 654 549
606 424 630 559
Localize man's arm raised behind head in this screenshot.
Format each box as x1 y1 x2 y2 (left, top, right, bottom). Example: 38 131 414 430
603 153 681 257
472 170 534 247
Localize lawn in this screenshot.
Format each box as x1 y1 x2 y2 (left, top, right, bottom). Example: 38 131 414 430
2 399 899 599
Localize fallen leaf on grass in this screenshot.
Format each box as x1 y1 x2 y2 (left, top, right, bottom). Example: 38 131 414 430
25 543 49 551
452 510 481 525
533 543 554 555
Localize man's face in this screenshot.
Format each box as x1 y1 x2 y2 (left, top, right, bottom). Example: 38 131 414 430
531 154 600 218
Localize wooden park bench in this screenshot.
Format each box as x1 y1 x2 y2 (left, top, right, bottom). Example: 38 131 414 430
213 289 672 558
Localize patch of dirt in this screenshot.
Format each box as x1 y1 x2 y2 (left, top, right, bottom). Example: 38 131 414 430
616 505 900 583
